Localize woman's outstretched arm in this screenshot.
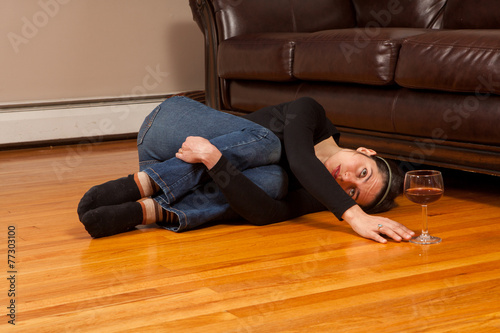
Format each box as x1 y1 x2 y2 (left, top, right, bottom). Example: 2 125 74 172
279 98 414 242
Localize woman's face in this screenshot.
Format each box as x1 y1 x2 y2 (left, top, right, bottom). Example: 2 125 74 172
323 147 384 207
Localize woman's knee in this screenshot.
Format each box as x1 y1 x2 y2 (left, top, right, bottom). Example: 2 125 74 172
137 98 194 162
262 129 282 164
243 165 288 200
240 127 282 165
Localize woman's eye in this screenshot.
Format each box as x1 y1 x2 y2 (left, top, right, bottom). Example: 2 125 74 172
360 168 367 178
349 188 356 197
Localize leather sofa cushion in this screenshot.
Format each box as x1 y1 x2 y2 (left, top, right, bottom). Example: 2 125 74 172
393 89 500 146
293 28 428 85
218 33 306 81
352 0 447 29
228 80 500 146
396 30 500 95
227 80 399 133
443 0 500 29
218 29 428 84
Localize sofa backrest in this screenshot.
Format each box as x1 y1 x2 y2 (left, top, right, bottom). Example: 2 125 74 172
443 0 500 29
211 0 356 41
352 0 447 29
207 0 500 42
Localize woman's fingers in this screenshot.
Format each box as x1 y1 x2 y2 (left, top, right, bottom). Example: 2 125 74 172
378 225 402 242
342 206 414 244
376 219 415 243
388 222 415 240
371 232 388 244
175 137 222 169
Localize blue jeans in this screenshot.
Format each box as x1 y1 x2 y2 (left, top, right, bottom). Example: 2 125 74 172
137 96 287 232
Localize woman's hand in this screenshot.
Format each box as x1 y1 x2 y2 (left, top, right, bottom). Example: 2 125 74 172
342 205 415 244
175 136 222 170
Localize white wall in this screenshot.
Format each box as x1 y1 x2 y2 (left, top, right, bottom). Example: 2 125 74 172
0 0 205 145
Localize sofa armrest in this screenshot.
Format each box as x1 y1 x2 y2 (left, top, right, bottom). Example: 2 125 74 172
189 0 221 109
209 0 355 41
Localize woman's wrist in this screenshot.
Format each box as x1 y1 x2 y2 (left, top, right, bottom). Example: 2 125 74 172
201 146 222 170
341 204 363 224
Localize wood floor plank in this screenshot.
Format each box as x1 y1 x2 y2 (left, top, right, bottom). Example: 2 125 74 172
1 139 499 332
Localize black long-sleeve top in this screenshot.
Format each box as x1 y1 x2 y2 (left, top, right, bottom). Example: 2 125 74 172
207 97 357 225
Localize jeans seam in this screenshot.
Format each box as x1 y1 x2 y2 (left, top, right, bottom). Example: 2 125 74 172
154 196 187 231
217 128 274 154
167 164 206 194
139 159 160 167
148 168 175 202
137 105 161 146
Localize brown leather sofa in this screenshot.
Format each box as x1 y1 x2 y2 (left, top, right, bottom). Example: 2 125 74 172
190 0 500 175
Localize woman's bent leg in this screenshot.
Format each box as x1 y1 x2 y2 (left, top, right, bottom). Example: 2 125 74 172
142 126 280 204
156 165 288 232
138 96 279 168
137 96 281 204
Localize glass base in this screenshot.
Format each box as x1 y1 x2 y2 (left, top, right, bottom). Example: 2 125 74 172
410 234 442 245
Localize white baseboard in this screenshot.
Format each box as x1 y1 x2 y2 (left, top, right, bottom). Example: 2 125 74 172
0 100 163 146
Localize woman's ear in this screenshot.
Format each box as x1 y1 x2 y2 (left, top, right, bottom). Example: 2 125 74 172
356 147 377 156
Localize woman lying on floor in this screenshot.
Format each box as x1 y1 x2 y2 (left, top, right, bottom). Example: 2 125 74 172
77 96 414 243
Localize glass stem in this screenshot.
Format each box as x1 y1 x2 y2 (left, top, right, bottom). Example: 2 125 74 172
421 204 429 237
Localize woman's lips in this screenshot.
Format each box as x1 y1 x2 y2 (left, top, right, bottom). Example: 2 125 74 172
332 165 340 179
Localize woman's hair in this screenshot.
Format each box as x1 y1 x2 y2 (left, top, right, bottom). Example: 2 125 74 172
362 156 404 214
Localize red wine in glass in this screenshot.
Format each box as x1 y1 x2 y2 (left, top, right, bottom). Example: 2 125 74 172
405 187 443 205
404 170 444 244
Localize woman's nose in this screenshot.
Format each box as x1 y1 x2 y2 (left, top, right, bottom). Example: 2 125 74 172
340 171 352 183
341 171 360 185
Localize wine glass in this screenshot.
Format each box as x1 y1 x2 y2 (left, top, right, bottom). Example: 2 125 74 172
404 170 444 245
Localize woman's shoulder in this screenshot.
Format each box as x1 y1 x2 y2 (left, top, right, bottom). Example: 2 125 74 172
287 97 339 142
294 96 321 105
287 97 326 118
247 97 328 131
294 97 323 108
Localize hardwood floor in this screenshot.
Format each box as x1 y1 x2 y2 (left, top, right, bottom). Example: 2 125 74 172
1 139 499 332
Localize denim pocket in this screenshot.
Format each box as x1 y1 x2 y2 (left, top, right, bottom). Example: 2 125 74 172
137 105 161 146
